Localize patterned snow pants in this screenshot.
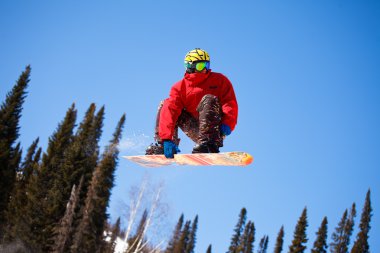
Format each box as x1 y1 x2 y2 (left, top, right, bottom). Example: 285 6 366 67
154 94 223 147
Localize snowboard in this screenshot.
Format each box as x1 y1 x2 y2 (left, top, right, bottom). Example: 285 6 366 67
123 151 253 168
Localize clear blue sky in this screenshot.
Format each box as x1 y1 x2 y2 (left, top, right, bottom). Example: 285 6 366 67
1 1 379 252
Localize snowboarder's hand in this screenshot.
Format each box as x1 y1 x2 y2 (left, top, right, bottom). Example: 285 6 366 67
221 124 232 137
163 140 180 159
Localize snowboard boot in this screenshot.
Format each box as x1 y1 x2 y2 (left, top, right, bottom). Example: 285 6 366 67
192 143 209 153
145 142 164 155
207 142 220 153
192 142 220 154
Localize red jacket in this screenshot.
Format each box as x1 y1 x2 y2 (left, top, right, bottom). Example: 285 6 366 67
159 71 238 140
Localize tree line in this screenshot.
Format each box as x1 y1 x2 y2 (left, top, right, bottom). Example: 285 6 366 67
221 191 372 253
0 66 126 252
118 190 371 253
0 66 373 253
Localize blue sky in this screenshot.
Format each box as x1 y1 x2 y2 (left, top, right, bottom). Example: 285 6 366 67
1 1 379 252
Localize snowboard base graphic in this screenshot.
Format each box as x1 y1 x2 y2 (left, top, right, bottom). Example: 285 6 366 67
123 151 253 168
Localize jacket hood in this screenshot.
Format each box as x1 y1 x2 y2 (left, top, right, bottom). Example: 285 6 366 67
184 70 212 86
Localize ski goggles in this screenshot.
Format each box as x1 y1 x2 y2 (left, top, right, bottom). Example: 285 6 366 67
184 61 210 72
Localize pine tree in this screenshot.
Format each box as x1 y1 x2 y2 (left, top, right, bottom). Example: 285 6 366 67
247 222 255 253
4 146 41 248
92 105 105 146
238 220 255 253
52 177 83 253
330 203 356 253
3 138 40 241
173 220 191 253
43 104 105 251
64 104 104 201
46 104 104 252
289 207 308 253
165 214 184 253
206 244 212 253
24 104 77 250
0 65 30 234
311 217 328 253
331 209 348 253
351 190 372 253
70 114 125 253
20 138 40 180
227 208 247 253
185 215 199 253
273 226 284 253
9 142 22 180
343 204 356 250
257 235 269 253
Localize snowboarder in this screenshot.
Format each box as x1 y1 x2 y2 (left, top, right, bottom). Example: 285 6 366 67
146 48 238 158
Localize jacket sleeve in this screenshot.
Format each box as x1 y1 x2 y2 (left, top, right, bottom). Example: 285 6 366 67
159 82 184 140
220 75 238 131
